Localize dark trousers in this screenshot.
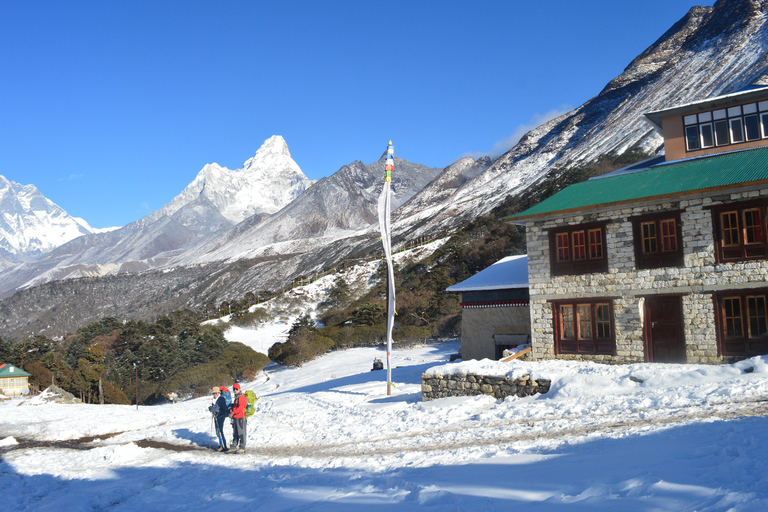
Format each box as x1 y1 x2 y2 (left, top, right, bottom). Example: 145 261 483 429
232 417 246 449
215 415 227 448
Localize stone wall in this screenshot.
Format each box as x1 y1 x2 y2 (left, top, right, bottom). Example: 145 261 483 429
421 372 551 401
460 305 530 360
525 187 768 364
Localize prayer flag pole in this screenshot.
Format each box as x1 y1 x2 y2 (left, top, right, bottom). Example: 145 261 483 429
378 141 396 395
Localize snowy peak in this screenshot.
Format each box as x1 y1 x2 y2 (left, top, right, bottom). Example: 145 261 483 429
153 136 312 225
243 135 292 168
0 175 97 259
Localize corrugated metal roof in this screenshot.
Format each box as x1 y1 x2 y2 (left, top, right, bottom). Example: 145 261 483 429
504 146 768 222
0 364 31 377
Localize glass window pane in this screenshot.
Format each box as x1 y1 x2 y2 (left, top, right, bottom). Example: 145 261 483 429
745 114 760 141
641 222 657 254
715 119 730 145
748 296 768 337
743 208 762 244
698 111 712 122
577 304 593 339
700 123 714 147
561 305 575 339
743 103 757 114
686 125 700 150
661 219 677 251
713 109 727 120
596 303 611 339
731 118 745 143
728 106 743 117
724 297 743 338
762 113 768 139
572 231 586 261
556 233 570 262
684 114 698 125
721 211 740 246
588 229 603 259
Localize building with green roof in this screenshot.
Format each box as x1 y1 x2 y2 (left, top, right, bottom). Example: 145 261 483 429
0 363 31 397
503 87 768 364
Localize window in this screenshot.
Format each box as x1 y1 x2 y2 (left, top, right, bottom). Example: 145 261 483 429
711 199 768 262
553 300 615 355
631 211 683 269
683 101 768 151
549 223 608 276
716 290 768 356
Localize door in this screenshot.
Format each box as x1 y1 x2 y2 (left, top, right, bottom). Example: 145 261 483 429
645 296 686 362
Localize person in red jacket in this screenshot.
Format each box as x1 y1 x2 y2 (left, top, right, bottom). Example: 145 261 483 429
228 383 247 453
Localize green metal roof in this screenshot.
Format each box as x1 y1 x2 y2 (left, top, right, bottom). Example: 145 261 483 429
0 364 31 378
504 146 768 222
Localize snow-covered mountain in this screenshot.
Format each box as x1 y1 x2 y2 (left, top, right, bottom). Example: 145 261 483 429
185 154 443 265
0 176 104 267
151 135 311 225
2 0 768 339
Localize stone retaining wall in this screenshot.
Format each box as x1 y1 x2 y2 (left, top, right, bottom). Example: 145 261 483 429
421 372 551 401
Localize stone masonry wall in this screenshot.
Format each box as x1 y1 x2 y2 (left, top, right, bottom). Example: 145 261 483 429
526 187 768 364
422 372 551 401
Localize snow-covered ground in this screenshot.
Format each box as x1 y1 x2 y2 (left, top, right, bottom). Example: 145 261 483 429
3 240 768 510
2 338 768 511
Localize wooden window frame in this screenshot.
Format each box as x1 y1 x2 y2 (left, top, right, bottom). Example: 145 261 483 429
549 222 608 276
631 211 684 269
552 299 616 356
709 199 768 263
714 289 768 357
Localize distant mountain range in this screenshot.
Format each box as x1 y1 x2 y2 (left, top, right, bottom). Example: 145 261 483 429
2 0 768 340
0 175 115 271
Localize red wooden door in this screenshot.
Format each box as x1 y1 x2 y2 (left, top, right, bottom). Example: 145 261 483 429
645 296 686 362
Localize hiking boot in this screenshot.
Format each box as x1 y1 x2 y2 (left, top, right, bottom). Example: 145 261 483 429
235 448 245 454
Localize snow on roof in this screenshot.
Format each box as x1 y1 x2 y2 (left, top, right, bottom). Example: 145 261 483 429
445 254 528 292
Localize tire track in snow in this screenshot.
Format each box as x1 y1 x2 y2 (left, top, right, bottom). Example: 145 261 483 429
243 395 768 459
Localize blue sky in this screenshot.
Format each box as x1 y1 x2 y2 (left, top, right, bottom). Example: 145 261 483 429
0 1 708 228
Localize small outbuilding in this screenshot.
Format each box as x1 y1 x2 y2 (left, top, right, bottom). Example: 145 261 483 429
0 364 31 397
446 254 530 360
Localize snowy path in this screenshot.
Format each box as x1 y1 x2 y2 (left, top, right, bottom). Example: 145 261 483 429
3 341 768 511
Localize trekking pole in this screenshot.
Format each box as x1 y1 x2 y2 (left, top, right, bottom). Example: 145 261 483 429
210 412 215 448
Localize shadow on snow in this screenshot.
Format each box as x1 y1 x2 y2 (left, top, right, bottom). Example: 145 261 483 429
4 416 768 512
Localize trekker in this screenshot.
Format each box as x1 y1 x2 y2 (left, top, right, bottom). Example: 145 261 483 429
229 383 247 454
208 387 228 452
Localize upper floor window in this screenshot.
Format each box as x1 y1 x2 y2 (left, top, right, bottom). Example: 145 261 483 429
549 222 608 276
710 199 768 263
684 100 768 152
553 299 615 356
630 211 684 269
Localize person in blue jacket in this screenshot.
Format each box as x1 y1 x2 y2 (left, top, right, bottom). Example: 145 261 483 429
208 387 229 451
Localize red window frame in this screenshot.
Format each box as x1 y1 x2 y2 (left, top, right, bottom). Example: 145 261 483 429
552 299 616 356
710 199 768 263
631 211 684 269
714 289 768 357
549 222 608 276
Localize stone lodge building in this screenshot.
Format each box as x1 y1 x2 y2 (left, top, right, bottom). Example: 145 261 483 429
504 86 768 364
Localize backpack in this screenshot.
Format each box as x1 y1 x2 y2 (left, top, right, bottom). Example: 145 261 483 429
244 389 258 417
219 387 233 409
